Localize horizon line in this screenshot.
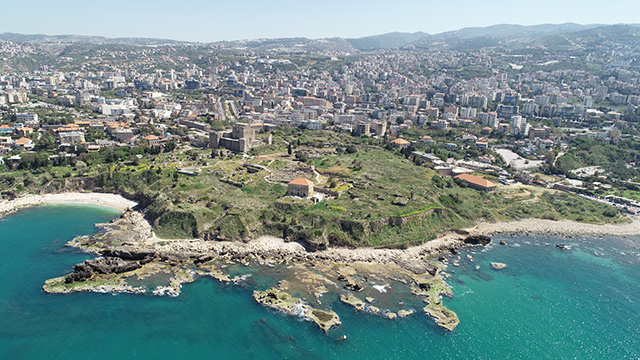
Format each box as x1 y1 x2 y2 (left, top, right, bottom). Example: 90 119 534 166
1 22 639 44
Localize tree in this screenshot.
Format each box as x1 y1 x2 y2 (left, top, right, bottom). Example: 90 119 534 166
287 143 292 155
76 144 88 154
211 119 225 131
17 152 50 170
345 144 358 154
164 141 177 152
432 174 443 187
294 151 309 162
147 146 162 155
36 133 56 151
84 152 102 167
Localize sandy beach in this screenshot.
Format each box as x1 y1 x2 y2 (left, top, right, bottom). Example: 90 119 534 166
0 192 138 217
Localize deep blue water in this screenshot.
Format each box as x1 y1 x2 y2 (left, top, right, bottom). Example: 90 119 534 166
1 205 639 359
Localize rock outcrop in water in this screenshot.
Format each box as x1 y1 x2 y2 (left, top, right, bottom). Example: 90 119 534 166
253 288 341 332
64 255 155 284
340 294 366 310
44 206 468 333
490 262 508 270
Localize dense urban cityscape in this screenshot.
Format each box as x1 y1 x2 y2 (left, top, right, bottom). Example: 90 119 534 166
1 25 640 216
1 22 640 358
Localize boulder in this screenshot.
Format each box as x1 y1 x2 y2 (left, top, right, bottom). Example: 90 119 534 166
65 256 146 284
418 282 431 291
344 281 364 292
490 262 508 270
425 263 438 276
340 295 365 310
85 257 143 274
397 309 415 317
392 197 408 206
101 248 155 261
395 259 437 275
297 237 328 252
463 235 491 246
65 267 93 283
194 255 215 265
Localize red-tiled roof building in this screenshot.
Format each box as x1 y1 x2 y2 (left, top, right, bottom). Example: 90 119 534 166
454 173 497 192
287 178 314 197
391 138 410 148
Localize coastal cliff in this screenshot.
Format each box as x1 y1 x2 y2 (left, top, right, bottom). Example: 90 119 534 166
43 207 467 332
0 190 630 334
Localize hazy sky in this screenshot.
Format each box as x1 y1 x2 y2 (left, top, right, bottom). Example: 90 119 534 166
2 0 639 42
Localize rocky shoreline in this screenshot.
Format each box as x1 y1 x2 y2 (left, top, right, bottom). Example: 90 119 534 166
24 193 640 334
254 287 342 332
43 209 467 332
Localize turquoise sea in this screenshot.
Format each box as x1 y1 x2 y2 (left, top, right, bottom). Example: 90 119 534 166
0 205 639 359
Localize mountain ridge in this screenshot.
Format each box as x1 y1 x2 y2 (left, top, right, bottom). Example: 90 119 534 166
2 23 640 51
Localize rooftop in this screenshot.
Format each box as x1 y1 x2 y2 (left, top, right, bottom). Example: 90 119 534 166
391 138 410 144
15 137 32 145
454 173 497 189
288 177 314 186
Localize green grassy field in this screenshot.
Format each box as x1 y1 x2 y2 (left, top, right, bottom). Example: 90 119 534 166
0 130 624 247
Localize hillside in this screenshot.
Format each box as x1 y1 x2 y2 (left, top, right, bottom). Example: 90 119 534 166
435 23 600 40
214 37 357 53
3 23 640 55
532 24 640 50
345 32 430 50
401 23 640 52
0 32 185 46
0 129 622 249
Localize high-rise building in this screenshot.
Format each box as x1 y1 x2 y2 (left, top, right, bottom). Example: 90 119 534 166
497 104 519 118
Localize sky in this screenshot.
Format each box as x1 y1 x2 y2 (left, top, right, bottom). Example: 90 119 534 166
2 0 640 42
